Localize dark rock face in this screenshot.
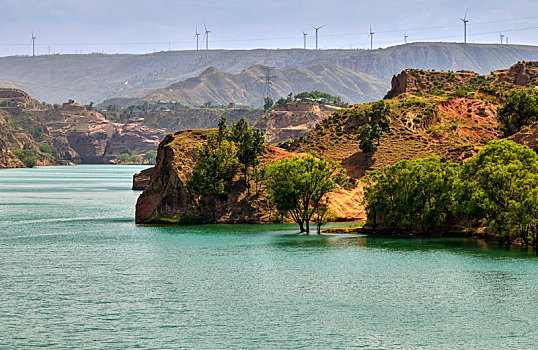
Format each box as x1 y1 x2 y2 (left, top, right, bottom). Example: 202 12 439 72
132 167 154 190
134 130 277 224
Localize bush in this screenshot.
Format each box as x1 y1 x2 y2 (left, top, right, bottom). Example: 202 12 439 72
364 158 459 233
14 144 38 168
497 91 538 136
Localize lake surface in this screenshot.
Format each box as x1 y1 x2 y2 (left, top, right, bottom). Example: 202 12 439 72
0 165 537 349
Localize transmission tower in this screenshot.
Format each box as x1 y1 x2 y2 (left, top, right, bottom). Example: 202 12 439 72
259 66 277 103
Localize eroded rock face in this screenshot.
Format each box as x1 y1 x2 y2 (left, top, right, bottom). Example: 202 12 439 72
385 69 479 99
510 122 538 150
494 61 538 86
135 129 273 224
255 103 342 144
132 167 154 190
135 129 366 224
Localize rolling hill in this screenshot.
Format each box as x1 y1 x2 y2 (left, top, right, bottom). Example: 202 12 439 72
3 43 538 105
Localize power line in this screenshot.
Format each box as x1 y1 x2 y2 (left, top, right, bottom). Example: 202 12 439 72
0 16 536 51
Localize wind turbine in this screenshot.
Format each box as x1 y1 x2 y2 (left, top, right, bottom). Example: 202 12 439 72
31 29 36 56
368 23 374 50
195 26 200 50
311 24 326 50
506 36 509 45
404 33 408 44
500 33 505 44
203 24 211 50
302 30 308 49
461 10 469 44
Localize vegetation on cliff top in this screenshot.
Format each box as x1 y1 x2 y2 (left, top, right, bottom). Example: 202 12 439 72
277 91 346 106
188 116 265 222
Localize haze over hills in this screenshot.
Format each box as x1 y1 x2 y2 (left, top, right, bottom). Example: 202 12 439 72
3 42 538 106
119 64 387 107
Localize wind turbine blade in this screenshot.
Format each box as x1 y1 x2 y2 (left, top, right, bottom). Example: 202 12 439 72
464 9 468 20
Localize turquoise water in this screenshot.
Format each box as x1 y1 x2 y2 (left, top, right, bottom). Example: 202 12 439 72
0 165 537 349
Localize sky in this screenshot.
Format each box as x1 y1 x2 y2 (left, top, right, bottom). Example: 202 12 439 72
1 0 538 56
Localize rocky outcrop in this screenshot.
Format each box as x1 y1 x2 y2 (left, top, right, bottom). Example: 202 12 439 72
135 129 366 224
509 122 538 150
493 61 538 86
0 88 265 167
135 129 274 224
255 103 342 144
385 69 479 98
132 167 154 190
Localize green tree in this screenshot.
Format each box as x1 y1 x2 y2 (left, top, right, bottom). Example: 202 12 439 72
264 153 347 234
230 117 266 194
358 124 375 160
357 101 391 160
14 143 38 168
313 198 333 234
117 153 131 163
142 150 158 164
497 91 538 136
364 158 459 233
263 97 274 111
120 148 132 156
366 100 391 133
188 133 239 222
39 142 55 156
217 116 229 143
458 139 538 246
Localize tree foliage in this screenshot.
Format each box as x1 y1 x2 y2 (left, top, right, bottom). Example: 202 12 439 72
187 116 265 221
263 97 274 111
230 117 266 194
187 133 238 222
263 153 347 234
497 90 538 136
364 158 458 233
14 143 38 168
357 101 391 157
458 139 538 246
142 150 157 164
363 140 538 246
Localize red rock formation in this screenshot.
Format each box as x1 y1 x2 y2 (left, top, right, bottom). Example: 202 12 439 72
385 69 479 98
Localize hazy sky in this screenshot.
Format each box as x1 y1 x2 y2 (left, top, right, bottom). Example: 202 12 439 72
1 0 537 56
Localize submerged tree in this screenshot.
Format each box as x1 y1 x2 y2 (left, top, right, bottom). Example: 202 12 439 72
263 153 347 234
364 157 459 233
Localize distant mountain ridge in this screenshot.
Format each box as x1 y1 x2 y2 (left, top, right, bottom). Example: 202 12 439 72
114 64 388 107
3 43 538 105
